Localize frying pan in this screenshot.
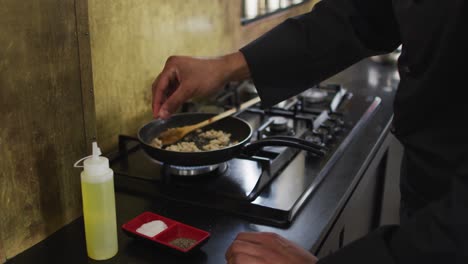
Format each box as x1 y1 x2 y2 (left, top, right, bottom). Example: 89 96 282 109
138 113 325 166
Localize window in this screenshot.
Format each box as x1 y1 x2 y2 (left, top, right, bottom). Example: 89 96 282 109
242 0 310 25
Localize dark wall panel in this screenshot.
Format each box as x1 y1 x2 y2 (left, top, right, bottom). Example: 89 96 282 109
0 0 88 259
0 239 5 263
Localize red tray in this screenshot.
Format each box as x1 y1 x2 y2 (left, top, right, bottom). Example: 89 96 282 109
121 211 210 253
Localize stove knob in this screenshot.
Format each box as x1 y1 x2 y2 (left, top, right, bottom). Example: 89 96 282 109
327 122 342 134
316 127 329 135
329 115 344 126
327 116 344 133
314 127 330 144
322 120 341 134
305 134 322 145
333 126 342 133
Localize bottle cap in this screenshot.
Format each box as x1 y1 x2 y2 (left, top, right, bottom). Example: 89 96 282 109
74 142 110 176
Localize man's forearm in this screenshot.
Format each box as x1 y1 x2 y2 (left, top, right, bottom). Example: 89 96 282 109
220 52 251 82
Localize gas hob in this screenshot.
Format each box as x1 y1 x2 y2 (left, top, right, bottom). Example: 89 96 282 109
110 83 381 227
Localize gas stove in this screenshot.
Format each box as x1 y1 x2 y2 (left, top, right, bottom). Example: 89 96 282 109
110 82 381 227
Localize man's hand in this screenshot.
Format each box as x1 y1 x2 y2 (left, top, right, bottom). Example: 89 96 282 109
151 52 250 119
226 232 319 264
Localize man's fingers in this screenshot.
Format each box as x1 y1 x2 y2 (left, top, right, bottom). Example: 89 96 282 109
233 232 287 249
159 84 192 119
226 232 318 264
227 254 265 264
152 74 162 116
152 70 173 118
226 240 270 264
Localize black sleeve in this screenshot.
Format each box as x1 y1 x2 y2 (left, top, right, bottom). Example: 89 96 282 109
240 0 400 107
318 226 398 264
319 162 468 264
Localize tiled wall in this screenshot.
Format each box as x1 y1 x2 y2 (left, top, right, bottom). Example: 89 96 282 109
88 0 316 152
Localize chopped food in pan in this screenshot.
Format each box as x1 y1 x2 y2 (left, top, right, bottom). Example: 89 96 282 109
165 142 201 152
150 138 163 148
150 129 237 152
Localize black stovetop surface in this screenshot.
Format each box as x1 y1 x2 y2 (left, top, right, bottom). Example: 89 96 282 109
111 85 381 227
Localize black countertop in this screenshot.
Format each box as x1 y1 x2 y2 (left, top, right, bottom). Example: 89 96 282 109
7 59 399 264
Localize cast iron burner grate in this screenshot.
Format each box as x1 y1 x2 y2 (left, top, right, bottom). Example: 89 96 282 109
110 135 295 201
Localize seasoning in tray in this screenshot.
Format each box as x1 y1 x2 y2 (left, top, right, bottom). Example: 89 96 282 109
136 220 168 237
169 237 197 249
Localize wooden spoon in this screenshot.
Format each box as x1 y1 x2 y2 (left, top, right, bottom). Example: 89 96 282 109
158 96 261 146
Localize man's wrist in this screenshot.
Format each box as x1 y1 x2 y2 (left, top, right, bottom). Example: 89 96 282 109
221 51 251 82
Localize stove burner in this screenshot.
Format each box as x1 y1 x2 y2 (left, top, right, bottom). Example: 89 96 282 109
302 88 328 104
168 162 228 176
270 116 289 133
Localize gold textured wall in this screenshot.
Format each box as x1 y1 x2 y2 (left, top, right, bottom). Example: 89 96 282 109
89 0 316 152
0 0 88 260
0 239 4 263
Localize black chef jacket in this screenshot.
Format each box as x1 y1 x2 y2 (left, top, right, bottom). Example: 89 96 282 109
240 0 468 263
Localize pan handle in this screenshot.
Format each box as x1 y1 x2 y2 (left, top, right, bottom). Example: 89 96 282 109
264 136 328 151
241 137 327 157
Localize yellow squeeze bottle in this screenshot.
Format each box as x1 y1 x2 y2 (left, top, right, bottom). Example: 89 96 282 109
79 142 118 260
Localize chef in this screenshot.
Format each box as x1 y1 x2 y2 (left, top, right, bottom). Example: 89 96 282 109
151 0 468 263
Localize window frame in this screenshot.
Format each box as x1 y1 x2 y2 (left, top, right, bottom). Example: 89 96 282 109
241 0 311 25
